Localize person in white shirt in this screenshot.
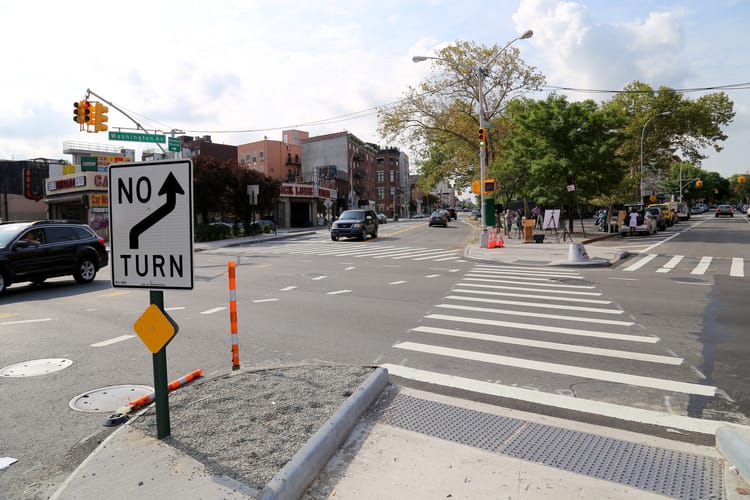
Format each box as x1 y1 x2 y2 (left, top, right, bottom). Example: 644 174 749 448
628 209 639 236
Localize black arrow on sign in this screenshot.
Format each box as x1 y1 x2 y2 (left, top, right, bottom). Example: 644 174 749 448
129 172 185 249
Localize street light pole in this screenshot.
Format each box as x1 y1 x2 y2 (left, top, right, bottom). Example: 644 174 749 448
639 111 671 202
412 29 533 247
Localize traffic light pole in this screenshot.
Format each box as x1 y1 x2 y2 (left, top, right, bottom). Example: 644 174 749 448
478 68 488 248
85 88 167 155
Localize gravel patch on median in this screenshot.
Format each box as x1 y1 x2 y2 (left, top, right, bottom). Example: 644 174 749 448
129 363 375 491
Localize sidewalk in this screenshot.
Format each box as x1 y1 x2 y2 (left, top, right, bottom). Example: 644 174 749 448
51 219 750 499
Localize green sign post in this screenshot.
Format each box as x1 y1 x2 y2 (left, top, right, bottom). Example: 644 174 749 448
168 137 181 152
109 131 166 143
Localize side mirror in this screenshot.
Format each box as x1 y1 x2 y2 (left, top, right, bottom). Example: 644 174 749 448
14 240 32 249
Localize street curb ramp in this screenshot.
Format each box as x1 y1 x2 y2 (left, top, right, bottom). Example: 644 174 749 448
260 366 389 500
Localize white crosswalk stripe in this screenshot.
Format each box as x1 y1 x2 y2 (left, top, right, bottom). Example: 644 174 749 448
382 263 721 432
209 237 465 262
621 254 746 278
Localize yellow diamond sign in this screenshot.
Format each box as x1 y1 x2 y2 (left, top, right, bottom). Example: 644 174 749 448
133 304 177 353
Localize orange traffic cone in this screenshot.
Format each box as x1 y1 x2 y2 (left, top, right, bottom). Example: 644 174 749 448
496 231 504 248
487 230 496 248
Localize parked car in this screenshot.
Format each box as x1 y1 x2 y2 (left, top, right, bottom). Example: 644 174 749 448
620 209 657 236
715 204 734 217
645 207 667 231
648 203 677 226
376 213 388 224
330 209 378 241
413 212 425 219
746 206 750 216
428 211 449 227
0 220 109 295
690 205 704 214
251 220 276 233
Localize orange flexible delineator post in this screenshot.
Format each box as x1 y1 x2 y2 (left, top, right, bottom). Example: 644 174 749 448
228 261 240 370
126 369 204 411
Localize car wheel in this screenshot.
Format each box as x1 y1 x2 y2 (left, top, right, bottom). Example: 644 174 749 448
360 231 367 241
74 257 98 284
372 231 378 239
331 233 339 241
0 270 7 296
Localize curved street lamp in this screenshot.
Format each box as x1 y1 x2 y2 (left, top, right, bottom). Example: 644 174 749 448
639 111 672 201
412 30 533 247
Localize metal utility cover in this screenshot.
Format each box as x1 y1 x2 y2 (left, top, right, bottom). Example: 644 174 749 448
109 159 194 289
0 358 73 377
69 385 154 413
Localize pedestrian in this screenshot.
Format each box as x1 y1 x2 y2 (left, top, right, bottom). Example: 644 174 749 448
504 209 512 237
628 208 639 236
514 211 523 239
532 206 542 230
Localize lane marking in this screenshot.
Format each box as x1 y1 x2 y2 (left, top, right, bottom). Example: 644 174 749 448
101 291 130 298
380 365 729 435
253 298 279 303
691 256 712 275
91 335 135 347
425 314 656 343
312 275 327 281
473 264 581 275
425 274 440 278
436 304 633 326
411 326 682 365
623 254 657 272
468 270 584 279
165 306 185 311
1 318 53 326
656 255 683 273
456 282 602 296
730 258 744 277
201 307 226 315
344 266 356 271
0 313 18 319
394 342 714 396
463 277 594 289
445 295 622 315
451 288 611 304
327 290 352 295
280 286 297 291
389 281 407 285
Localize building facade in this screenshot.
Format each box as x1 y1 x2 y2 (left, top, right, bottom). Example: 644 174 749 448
374 148 410 219
237 130 308 183
301 131 378 223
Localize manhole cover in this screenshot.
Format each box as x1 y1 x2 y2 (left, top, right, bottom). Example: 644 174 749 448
0 358 73 377
69 385 154 413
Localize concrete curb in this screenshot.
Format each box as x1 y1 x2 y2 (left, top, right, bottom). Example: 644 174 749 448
716 427 750 483
194 231 316 252
260 366 389 500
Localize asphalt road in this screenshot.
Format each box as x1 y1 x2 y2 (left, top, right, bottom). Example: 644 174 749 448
1 213 748 497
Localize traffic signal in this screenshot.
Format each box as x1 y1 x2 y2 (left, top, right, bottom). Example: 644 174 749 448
90 102 109 132
478 127 487 148
695 179 703 187
73 101 81 123
483 179 496 193
738 175 747 184
81 100 91 124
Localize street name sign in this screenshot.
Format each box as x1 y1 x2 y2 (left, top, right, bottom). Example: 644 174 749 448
109 159 194 289
109 131 167 143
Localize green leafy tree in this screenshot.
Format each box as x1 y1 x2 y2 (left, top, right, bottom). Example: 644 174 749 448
604 81 734 197
497 95 626 224
378 40 545 191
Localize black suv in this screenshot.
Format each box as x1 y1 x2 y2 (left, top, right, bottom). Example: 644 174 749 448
0 220 109 295
330 209 378 241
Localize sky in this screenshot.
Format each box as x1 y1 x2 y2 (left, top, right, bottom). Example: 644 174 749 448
1 0 748 179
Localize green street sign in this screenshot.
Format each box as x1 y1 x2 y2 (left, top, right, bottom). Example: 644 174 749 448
168 137 181 152
109 131 166 143
81 156 98 171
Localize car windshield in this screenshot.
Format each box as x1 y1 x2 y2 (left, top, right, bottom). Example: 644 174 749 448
0 223 31 249
338 210 364 220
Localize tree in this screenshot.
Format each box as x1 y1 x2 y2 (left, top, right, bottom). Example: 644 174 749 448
497 95 627 224
378 40 545 190
604 81 734 197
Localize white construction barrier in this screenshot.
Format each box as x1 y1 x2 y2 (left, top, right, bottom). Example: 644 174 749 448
568 242 591 263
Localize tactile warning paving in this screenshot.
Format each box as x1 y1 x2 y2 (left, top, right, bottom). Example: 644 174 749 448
379 394 724 500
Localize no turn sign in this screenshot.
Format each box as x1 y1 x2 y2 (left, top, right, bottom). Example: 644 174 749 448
109 159 194 289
